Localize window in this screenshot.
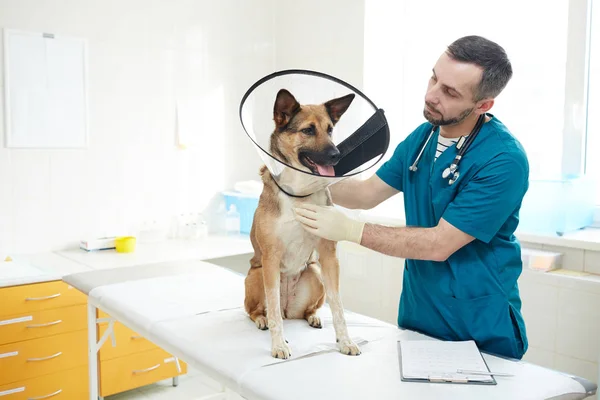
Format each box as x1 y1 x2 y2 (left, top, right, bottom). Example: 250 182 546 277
586 0 600 206
364 0 570 177
364 0 600 222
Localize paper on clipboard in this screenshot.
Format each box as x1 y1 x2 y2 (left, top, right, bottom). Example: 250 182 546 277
398 340 496 385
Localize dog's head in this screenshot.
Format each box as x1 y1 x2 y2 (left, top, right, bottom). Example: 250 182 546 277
269 89 355 176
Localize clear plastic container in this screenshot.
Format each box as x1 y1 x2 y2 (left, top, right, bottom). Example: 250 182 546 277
518 175 596 236
195 213 209 238
225 205 241 236
223 191 259 235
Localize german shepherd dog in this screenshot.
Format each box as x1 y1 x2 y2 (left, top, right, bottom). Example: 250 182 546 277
244 88 361 359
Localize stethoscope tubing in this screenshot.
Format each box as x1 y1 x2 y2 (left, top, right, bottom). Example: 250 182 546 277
409 113 487 184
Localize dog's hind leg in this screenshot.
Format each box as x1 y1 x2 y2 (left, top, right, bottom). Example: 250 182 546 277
303 264 325 329
244 267 268 330
250 308 268 330
244 218 270 329
318 239 361 356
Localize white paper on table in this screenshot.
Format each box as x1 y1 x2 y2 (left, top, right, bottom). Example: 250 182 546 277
89 267 246 332
148 306 396 391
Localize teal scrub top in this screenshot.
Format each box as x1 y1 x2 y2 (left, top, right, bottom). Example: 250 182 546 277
376 115 529 360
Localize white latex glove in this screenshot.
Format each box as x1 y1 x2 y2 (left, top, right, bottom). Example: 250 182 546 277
294 204 365 243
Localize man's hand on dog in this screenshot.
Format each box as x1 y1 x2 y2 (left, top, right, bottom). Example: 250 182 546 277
294 204 365 244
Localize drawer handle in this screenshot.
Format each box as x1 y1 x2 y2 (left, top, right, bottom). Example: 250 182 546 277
28 389 62 400
26 320 62 328
25 293 61 301
132 363 160 374
27 352 62 362
130 335 144 340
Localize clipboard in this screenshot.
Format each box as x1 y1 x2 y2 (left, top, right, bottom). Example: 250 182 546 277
397 340 497 385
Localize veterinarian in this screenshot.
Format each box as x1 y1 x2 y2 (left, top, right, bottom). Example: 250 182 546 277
294 35 529 360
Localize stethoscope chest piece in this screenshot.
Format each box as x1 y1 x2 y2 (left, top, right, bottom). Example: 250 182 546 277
442 163 460 185
448 170 460 185
442 163 457 179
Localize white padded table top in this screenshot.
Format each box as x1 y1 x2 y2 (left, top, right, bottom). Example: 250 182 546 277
63 260 597 400
240 329 594 400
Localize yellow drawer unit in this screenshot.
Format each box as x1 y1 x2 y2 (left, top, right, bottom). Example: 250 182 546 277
98 319 157 361
0 365 88 399
0 304 87 346
0 330 87 386
99 347 187 397
0 281 86 318
0 277 185 398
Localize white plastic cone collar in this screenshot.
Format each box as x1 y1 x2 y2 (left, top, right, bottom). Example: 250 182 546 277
239 69 389 197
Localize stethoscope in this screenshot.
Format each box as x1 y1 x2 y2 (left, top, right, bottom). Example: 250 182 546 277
408 113 486 185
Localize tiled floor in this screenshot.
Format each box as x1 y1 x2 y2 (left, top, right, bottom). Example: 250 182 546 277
105 367 245 400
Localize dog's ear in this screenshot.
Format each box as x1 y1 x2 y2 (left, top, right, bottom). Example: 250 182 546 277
274 89 301 130
324 93 355 124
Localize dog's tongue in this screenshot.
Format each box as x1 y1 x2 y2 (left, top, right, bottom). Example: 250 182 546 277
316 165 335 177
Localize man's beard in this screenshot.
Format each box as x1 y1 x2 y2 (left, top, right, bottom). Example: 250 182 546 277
423 103 474 126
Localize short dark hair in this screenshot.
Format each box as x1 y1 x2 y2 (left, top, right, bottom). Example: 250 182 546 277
446 35 513 101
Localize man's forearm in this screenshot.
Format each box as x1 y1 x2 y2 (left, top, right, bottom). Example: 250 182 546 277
359 223 446 261
330 179 368 209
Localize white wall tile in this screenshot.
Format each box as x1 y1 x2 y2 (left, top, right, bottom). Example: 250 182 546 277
48 151 92 250
555 273 600 296
518 280 559 351
338 244 383 319
519 268 563 288
554 354 599 383
522 346 555 369
0 73 9 205
0 76 10 254
380 255 404 325
274 0 365 87
555 287 600 363
10 152 53 253
584 250 600 275
0 150 13 253
521 242 544 250
542 244 585 271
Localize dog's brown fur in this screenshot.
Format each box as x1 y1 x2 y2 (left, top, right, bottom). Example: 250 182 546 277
244 89 360 359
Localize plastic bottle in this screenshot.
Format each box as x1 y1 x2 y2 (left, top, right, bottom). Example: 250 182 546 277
195 213 209 238
225 205 241 236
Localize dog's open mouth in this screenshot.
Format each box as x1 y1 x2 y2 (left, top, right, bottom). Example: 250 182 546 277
299 154 335 176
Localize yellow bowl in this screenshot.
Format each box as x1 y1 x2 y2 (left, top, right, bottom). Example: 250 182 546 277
115 236 136 253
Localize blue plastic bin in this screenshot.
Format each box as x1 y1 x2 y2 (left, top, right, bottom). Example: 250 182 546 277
518 175 596 236
223 191 260 235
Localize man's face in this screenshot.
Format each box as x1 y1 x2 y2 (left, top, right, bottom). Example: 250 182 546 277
423 52 484 126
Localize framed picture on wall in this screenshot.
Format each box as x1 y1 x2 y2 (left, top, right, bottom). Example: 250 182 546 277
3 28 88 149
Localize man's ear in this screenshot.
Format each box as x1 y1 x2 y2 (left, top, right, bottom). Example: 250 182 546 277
324 93 355 124
274 89 301 130
477 98 494 114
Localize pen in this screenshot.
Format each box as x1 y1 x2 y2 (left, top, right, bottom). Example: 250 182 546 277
456 369 514 377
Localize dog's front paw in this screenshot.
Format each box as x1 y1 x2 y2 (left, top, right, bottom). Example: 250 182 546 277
338 338 361 356
307 314 322 329
271 339 292 359
254 316 268 330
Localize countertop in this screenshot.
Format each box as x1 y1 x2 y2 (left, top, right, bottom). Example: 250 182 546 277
0 234 254 289
1 229 587 289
